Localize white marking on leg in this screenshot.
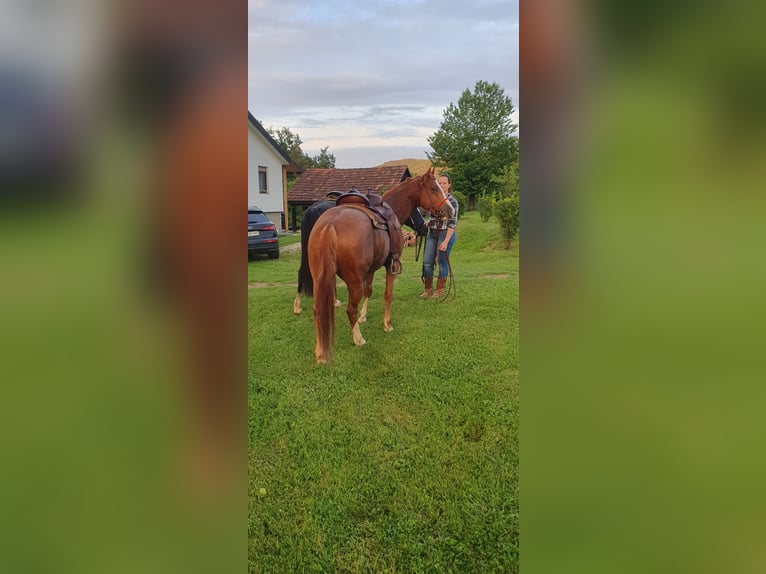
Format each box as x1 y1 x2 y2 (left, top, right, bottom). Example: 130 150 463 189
293 293 302 315
358 297 368 323
351 322 367 346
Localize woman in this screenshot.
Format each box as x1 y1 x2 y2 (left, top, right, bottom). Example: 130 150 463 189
419 173 459 298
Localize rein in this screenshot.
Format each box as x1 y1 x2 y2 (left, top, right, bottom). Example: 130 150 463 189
415 232 424 262
438 252 457 302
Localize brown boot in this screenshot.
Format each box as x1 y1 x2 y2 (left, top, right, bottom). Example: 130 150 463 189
418 277 433 298
432 277 447 298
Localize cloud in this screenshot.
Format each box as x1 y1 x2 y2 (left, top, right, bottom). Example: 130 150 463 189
319 145 435 169
249 0 518 166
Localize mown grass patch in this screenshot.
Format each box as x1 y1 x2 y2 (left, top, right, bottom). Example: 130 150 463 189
249 211 518 573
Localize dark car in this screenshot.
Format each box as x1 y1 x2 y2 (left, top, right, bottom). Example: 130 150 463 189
248 207 280 259
1 66 81 198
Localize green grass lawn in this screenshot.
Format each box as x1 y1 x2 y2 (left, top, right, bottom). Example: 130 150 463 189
248 211 518 573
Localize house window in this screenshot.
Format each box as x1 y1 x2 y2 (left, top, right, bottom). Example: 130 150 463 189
258 166 268 193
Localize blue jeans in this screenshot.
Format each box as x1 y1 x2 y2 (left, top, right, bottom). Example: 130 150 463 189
422 229 456 279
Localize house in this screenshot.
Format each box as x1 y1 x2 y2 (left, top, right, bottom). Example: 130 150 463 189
248 111 297 230
286 165 412 230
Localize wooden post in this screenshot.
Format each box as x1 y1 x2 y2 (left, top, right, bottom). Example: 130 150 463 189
281 165 289 231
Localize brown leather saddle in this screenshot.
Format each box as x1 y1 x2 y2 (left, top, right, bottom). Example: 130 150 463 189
336 188 403 274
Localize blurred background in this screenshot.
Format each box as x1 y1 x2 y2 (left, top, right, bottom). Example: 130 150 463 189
2 0 766 572
521 1 766 573
0 0 246 572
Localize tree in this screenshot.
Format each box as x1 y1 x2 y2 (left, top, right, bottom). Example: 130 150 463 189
267 126 312 172
495 195 520 249
492 161 519 199
492 161 519 245
309 146 336 169
267 126 336 180
477 195 495 223
427 80 518 209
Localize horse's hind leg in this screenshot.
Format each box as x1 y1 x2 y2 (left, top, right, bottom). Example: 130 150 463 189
383 271 396 332
345 280 367 346
358 272 375 324
296 289 337 315
293 290 302 314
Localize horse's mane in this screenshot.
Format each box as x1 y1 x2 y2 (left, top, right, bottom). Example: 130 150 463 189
400 171 431 186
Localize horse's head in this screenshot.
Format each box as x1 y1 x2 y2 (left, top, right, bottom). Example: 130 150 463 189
418 167 455 219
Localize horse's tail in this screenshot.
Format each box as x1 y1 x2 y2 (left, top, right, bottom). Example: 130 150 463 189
311 225 337 362
298 203 333 297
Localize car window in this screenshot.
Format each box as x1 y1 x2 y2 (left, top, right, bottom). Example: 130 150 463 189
248 212 269 224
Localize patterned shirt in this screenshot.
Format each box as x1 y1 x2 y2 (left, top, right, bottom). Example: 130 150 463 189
426 194 459 232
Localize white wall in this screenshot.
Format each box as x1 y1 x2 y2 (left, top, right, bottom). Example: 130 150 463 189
248 124 286 228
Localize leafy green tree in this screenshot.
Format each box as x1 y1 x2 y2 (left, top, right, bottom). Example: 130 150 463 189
267 126 336 186
492 161 519 199
267 126 312 172
495 195 520 248
477 195 496 223
427 81 518 209
309 146 336 168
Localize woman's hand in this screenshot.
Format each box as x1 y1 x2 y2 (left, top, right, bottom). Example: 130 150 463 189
439 241 448 252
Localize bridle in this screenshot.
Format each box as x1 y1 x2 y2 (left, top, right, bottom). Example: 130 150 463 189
433 195 449 210
428 176 450 212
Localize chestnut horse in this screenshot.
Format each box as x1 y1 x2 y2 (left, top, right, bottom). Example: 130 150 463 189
293 200 426 315
308 168 454 363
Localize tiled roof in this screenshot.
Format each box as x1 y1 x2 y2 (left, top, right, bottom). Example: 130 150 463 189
287 166 412 205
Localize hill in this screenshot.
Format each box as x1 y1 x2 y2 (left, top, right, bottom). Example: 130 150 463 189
377 158 446 178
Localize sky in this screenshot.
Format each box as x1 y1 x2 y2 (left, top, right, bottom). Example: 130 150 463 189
248 0 518 168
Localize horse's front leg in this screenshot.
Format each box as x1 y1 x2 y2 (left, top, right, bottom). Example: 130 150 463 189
346 280 367 346
383 271 396 332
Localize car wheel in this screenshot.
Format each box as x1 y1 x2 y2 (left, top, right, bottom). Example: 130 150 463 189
268 249 279 259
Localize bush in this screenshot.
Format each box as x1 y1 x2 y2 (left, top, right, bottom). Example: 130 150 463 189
451 190 467 219
477 196 495 223
495 194 519 248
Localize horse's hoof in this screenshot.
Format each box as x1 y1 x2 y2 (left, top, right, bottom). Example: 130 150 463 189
316 356 328 364
334 299 342 307
384 324 393 332
293 308 302 315
353 337 366 346
358 316 367 324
